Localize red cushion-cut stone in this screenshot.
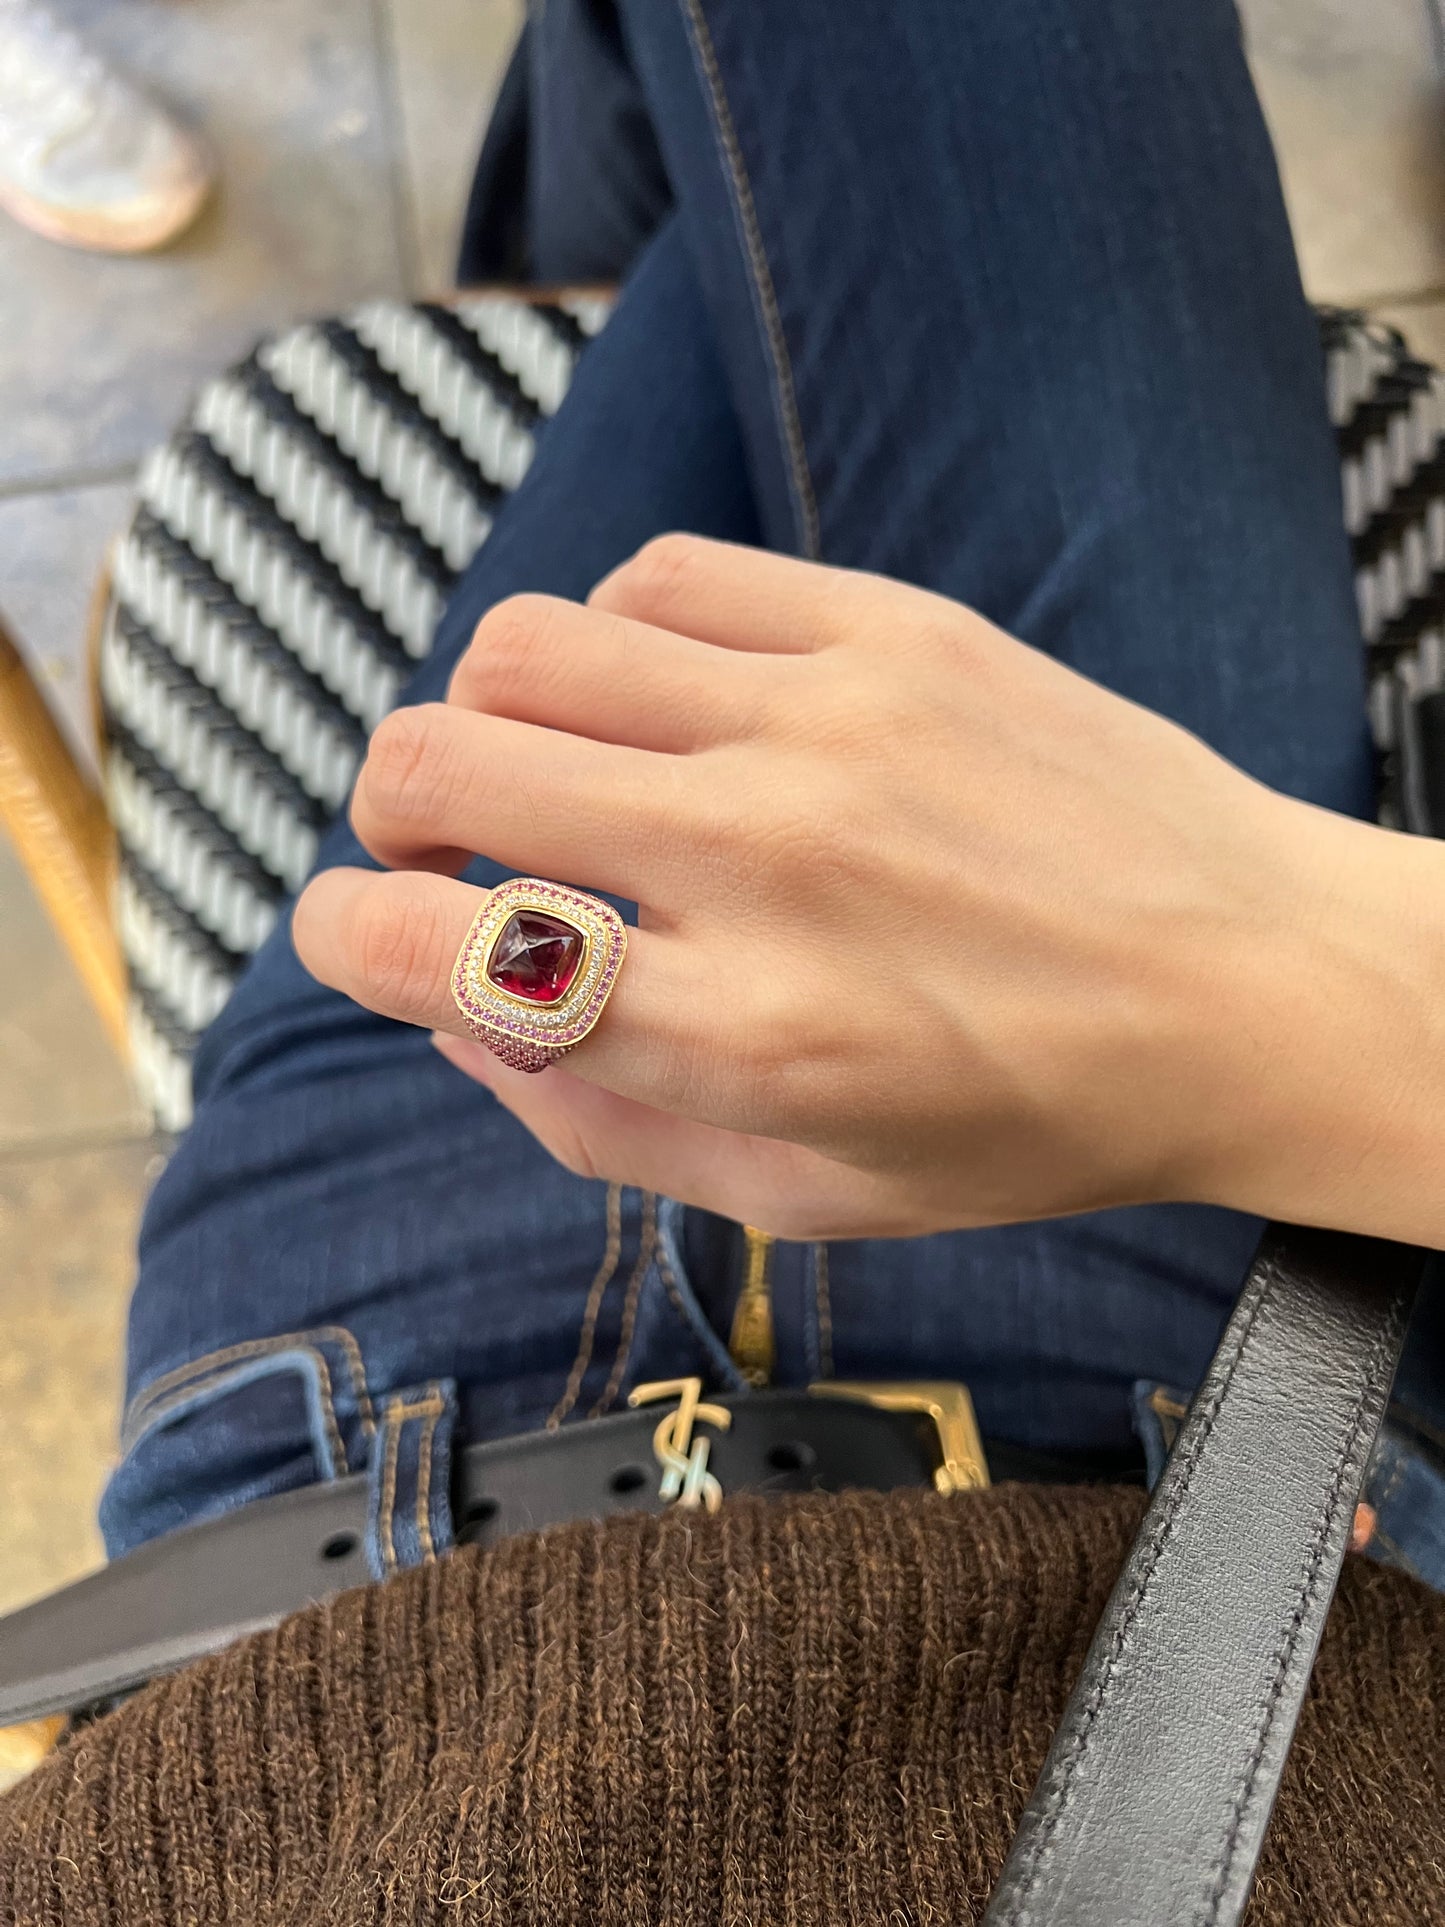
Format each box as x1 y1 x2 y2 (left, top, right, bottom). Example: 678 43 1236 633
487 910 584 1003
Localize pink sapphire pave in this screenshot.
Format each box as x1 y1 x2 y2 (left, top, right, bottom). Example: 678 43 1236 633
450 877 628 1074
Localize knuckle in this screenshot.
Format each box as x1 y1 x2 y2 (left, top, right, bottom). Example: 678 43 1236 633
360 706 439 816
733 765 851 890
897 612 965 663
729 994 836 1134
350 882 452 1015
359 705 468 831
609 532 707 612
457 594 558 708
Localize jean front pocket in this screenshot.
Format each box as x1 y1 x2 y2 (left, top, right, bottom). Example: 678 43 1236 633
1361 1420 1445 1595
100 1325 380 1559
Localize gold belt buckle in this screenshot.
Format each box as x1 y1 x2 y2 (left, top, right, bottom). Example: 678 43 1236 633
628 1377 733 1513
808 1379 991 1493
629 1373 990 1513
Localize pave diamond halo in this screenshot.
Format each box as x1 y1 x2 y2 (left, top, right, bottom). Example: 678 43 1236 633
450 878 628 1074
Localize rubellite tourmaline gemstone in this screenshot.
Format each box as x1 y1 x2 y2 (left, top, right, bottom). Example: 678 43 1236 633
486 910 584 1003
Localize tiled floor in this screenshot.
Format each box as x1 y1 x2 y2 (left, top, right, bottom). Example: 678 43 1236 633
1246 0 1445 352
0 0 1442 1656
0 1134 159 1616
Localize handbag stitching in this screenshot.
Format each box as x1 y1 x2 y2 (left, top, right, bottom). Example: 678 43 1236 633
997 1247 1408 1927
992 1256 1276 1920
1200 1292 1408 1923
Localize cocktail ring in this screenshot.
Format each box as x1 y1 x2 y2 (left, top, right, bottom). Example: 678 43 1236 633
450 877 629 1073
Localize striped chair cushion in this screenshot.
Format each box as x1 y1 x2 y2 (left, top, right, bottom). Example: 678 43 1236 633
99 302 1442 1128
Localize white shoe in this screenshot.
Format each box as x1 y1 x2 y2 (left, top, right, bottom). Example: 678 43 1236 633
0 0 211 253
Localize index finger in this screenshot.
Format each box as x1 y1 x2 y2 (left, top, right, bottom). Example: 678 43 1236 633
589 533 882 654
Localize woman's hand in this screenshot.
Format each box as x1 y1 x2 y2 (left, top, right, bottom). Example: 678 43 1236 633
293 535 1445 1243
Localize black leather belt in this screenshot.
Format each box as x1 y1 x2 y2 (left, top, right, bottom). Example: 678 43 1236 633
0 1379 1047 1729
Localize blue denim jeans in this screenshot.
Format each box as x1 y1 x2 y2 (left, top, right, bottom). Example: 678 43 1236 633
101 0 1442 1587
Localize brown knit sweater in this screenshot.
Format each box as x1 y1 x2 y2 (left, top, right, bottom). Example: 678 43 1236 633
1 1486 1442 1925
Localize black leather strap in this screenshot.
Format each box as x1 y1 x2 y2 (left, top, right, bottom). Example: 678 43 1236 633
982 1226 1424 1927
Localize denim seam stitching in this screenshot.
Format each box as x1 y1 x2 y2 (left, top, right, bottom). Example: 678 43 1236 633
812 1243 835 1380
590 1190 658 1417
655 1241 696 1331
652 1206 747 1388
415 1405 439 1563
680 0 821 559
1380 1442 1409 1509
378 1390 447 1575
658 1233 693 1325
125 1326 377 1438
121 1346 348 1475
547 1182 624 1429
125 1329 371 1430
378 1404 402 1576
1368 1522 1423 1582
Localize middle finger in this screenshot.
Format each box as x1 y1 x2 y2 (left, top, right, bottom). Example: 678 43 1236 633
448 593 772 752
350 701 702 900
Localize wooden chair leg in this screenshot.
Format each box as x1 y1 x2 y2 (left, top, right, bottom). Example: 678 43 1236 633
0 1717 65 1795
0 617 128 1057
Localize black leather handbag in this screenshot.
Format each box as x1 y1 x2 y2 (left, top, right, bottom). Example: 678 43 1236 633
980 1224 1426 1926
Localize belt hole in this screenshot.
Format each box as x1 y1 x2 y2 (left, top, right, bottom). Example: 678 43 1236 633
767 1440 816 1474
463 1496 499 1528
321 1530 360 1562
610 1463 649 1495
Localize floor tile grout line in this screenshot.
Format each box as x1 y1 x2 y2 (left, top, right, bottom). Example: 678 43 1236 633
0 1119 162 1169
0 462 139 505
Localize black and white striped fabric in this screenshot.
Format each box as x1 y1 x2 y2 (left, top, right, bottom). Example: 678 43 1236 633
1326 311 1445 835
99 303 1441 1128
100 294 610 1127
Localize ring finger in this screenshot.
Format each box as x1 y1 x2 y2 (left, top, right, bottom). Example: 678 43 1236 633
292 866 737 1122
